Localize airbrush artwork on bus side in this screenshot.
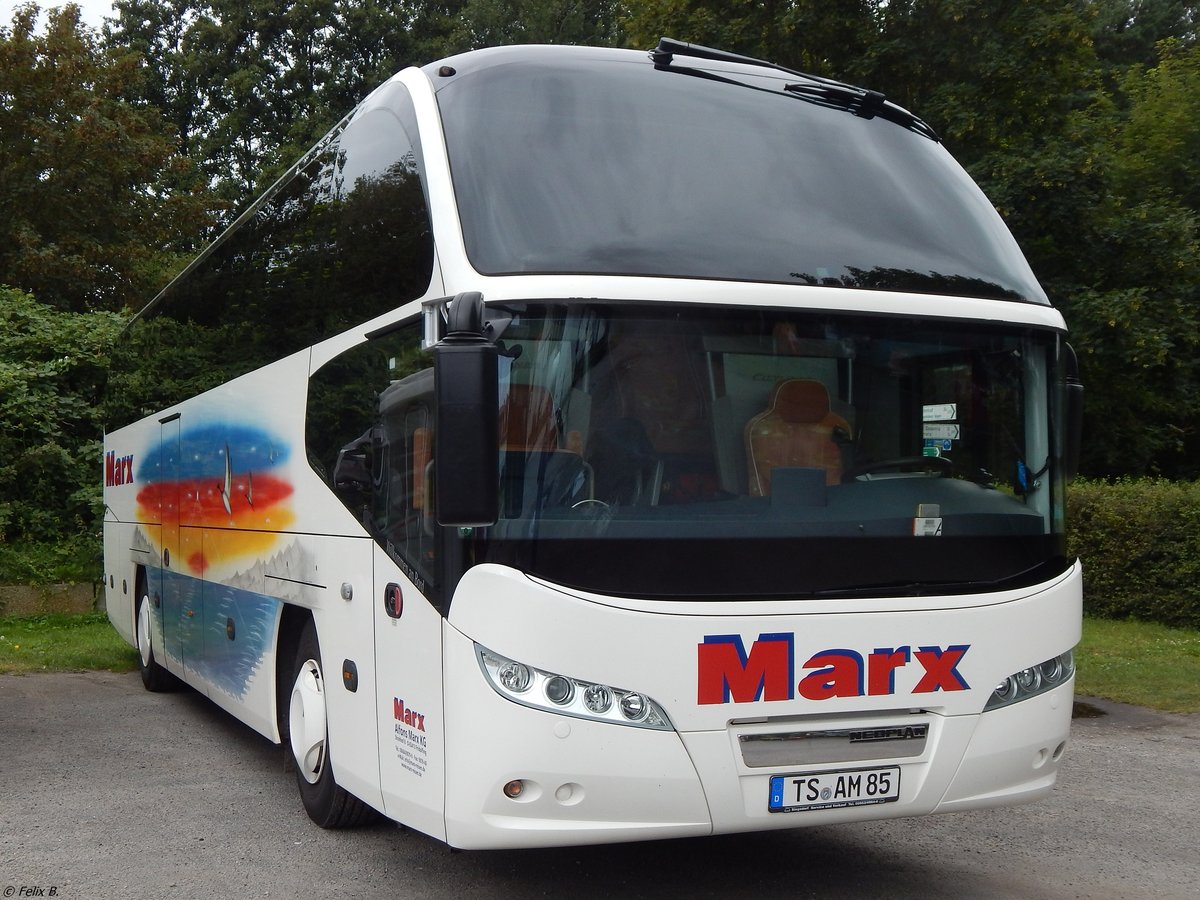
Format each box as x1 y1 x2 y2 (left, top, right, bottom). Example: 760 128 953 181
131 421 296 700
135 422 295 575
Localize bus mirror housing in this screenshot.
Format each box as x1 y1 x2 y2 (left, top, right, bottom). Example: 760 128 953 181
333 428 378 496
433 292 499 527
1064 343 1084 481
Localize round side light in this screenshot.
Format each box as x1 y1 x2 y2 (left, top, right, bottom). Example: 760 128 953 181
583 684 612 714
544 675 574 705
620 692 649 721
499 662 532 693
993 676 1018 704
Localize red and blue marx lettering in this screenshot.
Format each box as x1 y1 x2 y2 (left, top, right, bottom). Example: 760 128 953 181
697 633 970 704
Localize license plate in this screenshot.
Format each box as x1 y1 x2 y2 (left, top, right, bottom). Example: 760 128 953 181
768 766 901 813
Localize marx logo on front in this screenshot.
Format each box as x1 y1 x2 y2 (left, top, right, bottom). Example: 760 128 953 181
697 633 970 705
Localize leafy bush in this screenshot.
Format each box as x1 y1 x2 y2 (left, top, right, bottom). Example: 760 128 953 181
0 286 121 549
0 535 101 584
1069 478 1200 628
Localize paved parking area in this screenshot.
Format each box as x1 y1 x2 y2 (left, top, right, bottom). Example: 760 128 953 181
2 672 1197 899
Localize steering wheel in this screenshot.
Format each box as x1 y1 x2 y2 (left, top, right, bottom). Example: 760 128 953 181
843 455 953 481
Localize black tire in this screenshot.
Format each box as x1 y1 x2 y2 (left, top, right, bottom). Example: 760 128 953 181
135 576 175 692
287 619 379 827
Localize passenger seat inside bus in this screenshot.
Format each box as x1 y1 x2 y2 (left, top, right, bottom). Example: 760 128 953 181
745 379 850 494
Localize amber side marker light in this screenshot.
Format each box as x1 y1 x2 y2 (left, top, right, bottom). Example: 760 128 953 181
503 780 525 799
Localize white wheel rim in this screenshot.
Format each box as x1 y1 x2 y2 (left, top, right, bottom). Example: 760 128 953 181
137 595 153 667
290 658 328 784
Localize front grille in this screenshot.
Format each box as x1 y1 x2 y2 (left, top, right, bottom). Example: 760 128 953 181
739 722 929 768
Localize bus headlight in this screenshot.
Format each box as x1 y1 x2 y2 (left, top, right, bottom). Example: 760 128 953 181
498 661 532 692
619 692 648 722
984 650 1075 712
477 646 673 730
544 674 574 705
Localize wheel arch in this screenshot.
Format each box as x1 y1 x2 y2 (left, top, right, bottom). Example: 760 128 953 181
275 603 314 745
131 563 147 638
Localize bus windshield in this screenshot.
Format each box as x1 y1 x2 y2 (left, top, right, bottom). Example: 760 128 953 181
434 49 1049 303
466 302 1068 599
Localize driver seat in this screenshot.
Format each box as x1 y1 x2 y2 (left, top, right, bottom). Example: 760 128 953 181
498 384 592 515
746 379 849 495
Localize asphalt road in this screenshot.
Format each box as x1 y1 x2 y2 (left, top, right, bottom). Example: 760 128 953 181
1 672 1197 900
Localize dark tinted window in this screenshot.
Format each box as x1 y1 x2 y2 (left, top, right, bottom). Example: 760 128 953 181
307 320 442 602
107 85 434 429
435 49 1047 303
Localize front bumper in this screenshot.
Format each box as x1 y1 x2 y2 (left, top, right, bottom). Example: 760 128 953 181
442 624 1074 849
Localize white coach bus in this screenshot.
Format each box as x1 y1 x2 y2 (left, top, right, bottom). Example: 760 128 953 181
103 40 1084 849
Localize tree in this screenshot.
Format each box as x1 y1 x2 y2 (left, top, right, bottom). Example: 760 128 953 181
450 0 624 49
1059 39 1200 476
104 0 471 203
1111 37 1200 210
864 1 1098 166
1092 0 1197 78
104 0 632 207
0 3 213 311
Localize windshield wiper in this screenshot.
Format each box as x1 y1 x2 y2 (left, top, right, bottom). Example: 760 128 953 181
650 37 939 142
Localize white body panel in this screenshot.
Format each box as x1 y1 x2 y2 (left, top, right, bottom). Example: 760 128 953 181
373 543 448 842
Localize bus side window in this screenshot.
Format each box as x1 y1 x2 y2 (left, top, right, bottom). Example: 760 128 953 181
380 399 437 582
308 321 439 602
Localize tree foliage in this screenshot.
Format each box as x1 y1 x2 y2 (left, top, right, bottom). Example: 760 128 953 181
102 0 626 200
0 287 122 544
0 3 213 311
450 0 624 49
1049 38 1200 476
1092 0 1197 76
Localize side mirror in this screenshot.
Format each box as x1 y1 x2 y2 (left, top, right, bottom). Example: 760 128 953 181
433 292 499 527
1064 343 1084 481
333 427 374 494
333 427 379 496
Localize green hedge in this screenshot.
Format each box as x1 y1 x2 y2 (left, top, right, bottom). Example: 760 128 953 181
1068 478 1200 629
0 536 101 585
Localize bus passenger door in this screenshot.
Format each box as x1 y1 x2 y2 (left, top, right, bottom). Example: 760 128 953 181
371 407 448 842
157 414 187 678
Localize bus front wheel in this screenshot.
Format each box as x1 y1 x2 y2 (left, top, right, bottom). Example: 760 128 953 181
287 620 378 827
